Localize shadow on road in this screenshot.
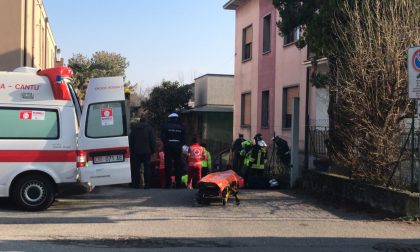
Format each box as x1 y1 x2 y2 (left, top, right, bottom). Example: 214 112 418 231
0 237 419 251
0 197 16 211
0 216 113 224
278 190 396 220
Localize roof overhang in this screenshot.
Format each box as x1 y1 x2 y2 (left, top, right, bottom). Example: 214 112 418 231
182 105 233 114
223 0 248 10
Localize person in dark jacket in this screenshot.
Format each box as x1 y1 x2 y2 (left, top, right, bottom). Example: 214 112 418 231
160 113 186 188
232 134 245 175
129 117 156 189
273 135 291 167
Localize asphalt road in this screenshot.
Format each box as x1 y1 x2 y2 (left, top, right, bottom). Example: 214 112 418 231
0 186 419 251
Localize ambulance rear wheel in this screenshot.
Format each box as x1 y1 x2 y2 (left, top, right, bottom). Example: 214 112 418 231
12 174 55 211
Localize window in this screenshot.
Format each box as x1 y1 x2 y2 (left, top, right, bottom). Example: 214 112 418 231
0 108 59 139
261 91 269 128
283 86 299 129
67 83 82 124
263 14 271 53
284 27 300 45
242 25 253 61
241 93 251 127
86 101 127 138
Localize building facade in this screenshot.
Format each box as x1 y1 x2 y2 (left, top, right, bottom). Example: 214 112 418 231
0 0 60 71
224 0 328 155
183 74 234 155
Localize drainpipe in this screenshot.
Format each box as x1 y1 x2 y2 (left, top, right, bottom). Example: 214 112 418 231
23 0 28 66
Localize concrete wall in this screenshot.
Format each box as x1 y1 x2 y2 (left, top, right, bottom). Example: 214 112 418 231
194 74 234 107
0 0 57 71
206 75 234 106
194 77 208 107
302 171 420 216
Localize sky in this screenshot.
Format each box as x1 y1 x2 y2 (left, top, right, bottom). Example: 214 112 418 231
42 0 235 92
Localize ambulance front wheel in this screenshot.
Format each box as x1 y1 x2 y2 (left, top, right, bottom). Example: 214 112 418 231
12 174 55 211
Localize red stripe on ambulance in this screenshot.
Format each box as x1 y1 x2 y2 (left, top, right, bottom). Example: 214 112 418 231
0 150 76 162
0 147 130 163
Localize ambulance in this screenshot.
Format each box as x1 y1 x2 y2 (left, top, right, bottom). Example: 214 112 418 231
0 66 131 211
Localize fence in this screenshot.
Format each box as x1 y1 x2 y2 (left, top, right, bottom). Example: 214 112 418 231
307 126 419 193
265 144 291 184
392 128 420 192
201 138 231 161
308 126 329 160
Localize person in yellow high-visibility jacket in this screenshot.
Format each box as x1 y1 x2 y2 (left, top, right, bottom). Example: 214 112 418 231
245 133 267 181
201 143 212 177
239 139 253 171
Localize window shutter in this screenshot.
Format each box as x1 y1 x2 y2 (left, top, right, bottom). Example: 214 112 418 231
245 26 253 44
286 87 299 114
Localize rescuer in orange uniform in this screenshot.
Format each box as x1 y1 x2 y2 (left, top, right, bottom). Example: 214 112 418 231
187 137 207 189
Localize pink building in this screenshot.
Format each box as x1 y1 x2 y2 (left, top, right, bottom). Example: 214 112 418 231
224 0 328 154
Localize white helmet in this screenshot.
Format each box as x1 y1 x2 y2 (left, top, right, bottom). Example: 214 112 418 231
182 145 189 154
258 140 267 147
269 179 279 188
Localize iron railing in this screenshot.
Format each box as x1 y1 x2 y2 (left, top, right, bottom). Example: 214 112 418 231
307 126 419 193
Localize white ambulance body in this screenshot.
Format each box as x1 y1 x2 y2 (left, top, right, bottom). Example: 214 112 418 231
0 67 131 211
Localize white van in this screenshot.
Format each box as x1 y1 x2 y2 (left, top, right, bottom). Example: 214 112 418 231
0 66 131 211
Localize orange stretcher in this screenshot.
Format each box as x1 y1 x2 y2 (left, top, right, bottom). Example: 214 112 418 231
196 170 244 206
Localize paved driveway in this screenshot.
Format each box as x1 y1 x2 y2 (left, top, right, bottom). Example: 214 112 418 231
0 186 419 251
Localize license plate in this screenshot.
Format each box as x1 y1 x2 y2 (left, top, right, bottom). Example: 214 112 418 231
93 154 124 164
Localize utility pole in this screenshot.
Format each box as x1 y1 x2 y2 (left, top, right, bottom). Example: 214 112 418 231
290 97 300 188
407 46 420 214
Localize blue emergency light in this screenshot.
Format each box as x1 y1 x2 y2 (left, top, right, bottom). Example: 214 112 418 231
55 75 64 84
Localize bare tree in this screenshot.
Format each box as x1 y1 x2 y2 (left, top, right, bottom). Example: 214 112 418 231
329 0 420 185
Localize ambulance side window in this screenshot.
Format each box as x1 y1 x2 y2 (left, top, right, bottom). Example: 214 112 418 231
0 108 59 139
85 101 127 138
